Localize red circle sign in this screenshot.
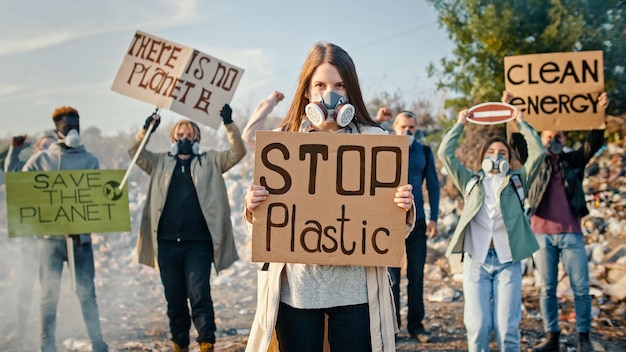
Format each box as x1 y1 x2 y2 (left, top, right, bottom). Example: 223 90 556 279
467 102 517 125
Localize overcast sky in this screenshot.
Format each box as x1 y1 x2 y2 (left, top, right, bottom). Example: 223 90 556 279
0 0 454 137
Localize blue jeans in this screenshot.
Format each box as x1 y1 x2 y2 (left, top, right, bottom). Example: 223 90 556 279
534 233 591 333
275 302 371 352
463 248 522 352
39 238 107 352
388 218 427 333
157 240 216 347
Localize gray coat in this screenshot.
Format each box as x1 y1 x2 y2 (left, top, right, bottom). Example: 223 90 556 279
130 123 246 272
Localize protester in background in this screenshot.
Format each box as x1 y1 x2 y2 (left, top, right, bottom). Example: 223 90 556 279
244 41 415 352
504 91 610 352
437 107 545 352
5 135 55 172
22 107 108 352
376 109 440 342
133 105 246 352
3 134 55 347
241 90 285 149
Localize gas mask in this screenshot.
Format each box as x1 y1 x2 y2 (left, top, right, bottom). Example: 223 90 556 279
305 91 355 128
547 138 563 155
170 138 199 156
57 129 81 148
481 154 509 174
405 130 415 146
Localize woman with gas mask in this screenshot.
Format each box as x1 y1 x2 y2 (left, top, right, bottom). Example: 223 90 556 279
131 104 246 352
244 42 415 352
437 107 546 352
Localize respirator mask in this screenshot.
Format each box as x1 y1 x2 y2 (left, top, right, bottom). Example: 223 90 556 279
547 138 563 155
57 129 81 148
405 130 415 146
481 154 509 174
170 138 199 156
305 91 355 128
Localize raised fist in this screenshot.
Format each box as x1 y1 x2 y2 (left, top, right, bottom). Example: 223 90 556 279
220 104 233 124
11 135 27 147
143 113 161 133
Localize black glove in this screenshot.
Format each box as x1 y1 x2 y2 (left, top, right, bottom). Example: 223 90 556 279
143 112 161 133
11 135 27 147
220 104 233 125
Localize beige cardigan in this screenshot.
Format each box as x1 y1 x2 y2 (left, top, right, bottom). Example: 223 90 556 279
245 263 402 352
245 187 415 351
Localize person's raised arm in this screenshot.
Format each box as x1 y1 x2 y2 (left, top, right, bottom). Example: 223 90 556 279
242 91 285 149
216 104 247 172
4 135 27 172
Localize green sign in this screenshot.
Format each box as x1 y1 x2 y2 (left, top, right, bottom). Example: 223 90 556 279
5 169 131 237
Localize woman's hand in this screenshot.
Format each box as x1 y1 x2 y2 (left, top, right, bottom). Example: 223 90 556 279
501 90 514 104
514 108 525 123
245 184 269 213
598 92 609 110
394 184 414 211
457 109 468 125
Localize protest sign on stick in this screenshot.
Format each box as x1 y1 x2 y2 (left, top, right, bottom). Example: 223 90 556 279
111 30 245 130
251 131 409 267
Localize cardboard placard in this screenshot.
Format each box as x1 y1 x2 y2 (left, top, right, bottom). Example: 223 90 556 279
504 51 604 131
251 131 409 267
5 170 130 237
111 30 244 129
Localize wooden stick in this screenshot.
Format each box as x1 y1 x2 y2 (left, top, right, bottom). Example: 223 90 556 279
65 236 76 292
119 121 155 190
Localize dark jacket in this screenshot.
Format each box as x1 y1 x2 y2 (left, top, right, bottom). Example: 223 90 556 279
511 129 605 218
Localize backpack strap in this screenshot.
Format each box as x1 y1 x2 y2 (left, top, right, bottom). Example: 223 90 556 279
510 174 525 207
465 173 527 214
464 174 481 198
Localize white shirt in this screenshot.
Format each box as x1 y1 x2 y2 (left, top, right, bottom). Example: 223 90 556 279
465 172 513 264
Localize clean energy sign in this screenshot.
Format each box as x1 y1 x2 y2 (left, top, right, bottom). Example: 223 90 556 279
5 170 130 237
504 51 604 131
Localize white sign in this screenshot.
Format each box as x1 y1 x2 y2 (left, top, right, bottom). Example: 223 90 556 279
111 30 245 129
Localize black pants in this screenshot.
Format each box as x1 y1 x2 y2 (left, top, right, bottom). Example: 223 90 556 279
157 240 216 347
388 219 427 333
275 302 371 352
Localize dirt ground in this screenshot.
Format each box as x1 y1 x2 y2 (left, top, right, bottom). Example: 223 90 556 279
2 241 624 352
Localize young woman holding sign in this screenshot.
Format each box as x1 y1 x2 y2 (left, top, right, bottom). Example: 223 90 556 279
244 42 415 352
437 108 545 352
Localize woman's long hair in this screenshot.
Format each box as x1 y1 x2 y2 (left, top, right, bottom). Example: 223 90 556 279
279 42 378 132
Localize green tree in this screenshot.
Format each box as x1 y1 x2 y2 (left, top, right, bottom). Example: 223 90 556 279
426 0 625 115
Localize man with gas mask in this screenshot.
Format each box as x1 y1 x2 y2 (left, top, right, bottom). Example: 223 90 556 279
504 91 609 352
374 109 440 342
22 106 109 352
130 104 245 352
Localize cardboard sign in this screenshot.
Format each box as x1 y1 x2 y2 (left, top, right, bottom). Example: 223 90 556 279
504 51 604 131
5 170 131 237
111 30 245 129
251 131 409 267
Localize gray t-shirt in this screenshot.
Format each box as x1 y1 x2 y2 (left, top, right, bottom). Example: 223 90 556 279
279 122 387 309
